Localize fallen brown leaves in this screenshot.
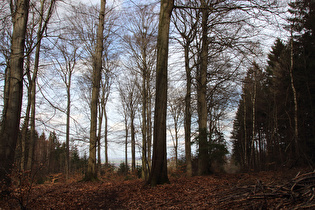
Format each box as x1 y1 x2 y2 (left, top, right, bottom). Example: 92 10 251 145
1 168 313 209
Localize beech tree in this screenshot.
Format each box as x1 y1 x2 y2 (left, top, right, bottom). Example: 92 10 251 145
85 0 106 181
168 86 184 168
147 0 174 186
0 0 30 188
171 0 282 175
67 2 118 168
172 0 199 177
51 33 81 179
121 3 158 180
18 0 56 171
118 74 139 173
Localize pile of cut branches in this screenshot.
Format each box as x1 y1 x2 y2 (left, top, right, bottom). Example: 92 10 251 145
217 171 315 209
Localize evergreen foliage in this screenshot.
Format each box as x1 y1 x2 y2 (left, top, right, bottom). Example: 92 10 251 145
231 0 315 170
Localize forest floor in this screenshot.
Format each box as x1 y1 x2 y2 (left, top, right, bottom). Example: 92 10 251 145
1 167 315 209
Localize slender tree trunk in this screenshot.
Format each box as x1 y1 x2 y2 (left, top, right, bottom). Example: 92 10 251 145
125 117 128 174
20 55 32 171
141 126 147 179
86 0 106 181
1 67 10 132
141 72 148 180
258 129 262 170
140 26 148 180
290 37 299 157
147 0 173 186
174 118 178 167
243 94 247 169
184 44 192 177
131 109 136 172
147 81 152 172
65 71 72 179
197 0 209 175
97 99 104 171
25 0 55 172
0 0 29 188
251 69 257 170
26 66 36 171
104 107 108 165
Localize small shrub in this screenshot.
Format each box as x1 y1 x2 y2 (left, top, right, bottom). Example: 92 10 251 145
117 162 129 175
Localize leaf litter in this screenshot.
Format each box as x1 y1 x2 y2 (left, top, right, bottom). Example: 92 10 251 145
1 168 314 209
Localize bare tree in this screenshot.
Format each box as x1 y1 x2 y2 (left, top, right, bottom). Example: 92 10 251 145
50 31 81 179
147 0 174 186
27 0 56 172
171 0 281 175
64 1 118 171
196 0 209 176
121 3 158 180
98 62 114 168
85 0 106 181
118 74 139 173
168 86 184 168
0 0 30 188
172 0 199 177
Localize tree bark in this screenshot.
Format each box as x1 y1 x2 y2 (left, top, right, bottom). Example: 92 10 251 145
97 95 104 172
20 54 32 171
250 67 257 170
65 71 71 179
290 37 299 157
104 108 108 165
86 0 106 181
0 0 29 187
197 0 209 176
243 94 247 169
184 43 192 177
141 69 148 180
174 115 179 167
131 108 136 172
147 0 173 186
147 81 152 174
125 117 128 174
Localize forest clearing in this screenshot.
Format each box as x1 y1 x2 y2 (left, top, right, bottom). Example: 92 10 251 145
1 167 314 209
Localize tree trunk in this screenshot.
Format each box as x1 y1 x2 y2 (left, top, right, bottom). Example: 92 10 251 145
243 94 247 169
147 81 152 173
184 44 192 177
141 72 148 180
104 107 108 165
174 117 178 167
86 0 106 181
65 70 72 179
20 55 32 171
290 37 299 157
125 117 128 174
26 62 37 171
0 0 29 188
131 109 136 172
26 0 55 172
197 0 209 175
97 99 104 172
250 68 257 170
147 0 173 186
